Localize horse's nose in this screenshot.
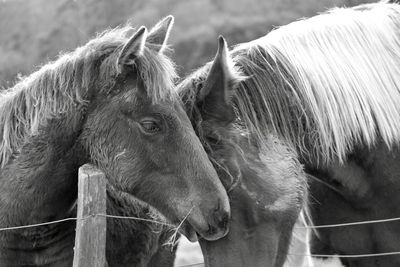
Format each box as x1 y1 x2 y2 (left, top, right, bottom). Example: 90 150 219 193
214 207 230 229
206 202 230 240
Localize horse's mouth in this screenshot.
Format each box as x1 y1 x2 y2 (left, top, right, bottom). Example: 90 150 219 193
179 222 199 242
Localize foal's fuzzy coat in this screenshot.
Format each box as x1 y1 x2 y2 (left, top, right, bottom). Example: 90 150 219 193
0 15 229 266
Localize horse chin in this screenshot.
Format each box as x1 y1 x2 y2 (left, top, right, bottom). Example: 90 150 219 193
179 222 199 242
186 217 230 242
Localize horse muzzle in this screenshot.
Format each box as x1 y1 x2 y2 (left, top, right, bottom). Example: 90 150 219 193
185 199 230 242
203 206 230 241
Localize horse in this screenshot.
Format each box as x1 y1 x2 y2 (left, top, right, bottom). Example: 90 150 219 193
177 37 309 267
177 1 400 266
0 15 231 266
106 184 178 267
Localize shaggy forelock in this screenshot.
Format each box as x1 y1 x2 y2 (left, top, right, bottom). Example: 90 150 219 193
177 66 248 192
0 25 178 168
176 63 212 118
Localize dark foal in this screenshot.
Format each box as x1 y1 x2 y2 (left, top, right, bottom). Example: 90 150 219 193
0 16 229 266
178 37 308 267
106 185 177 267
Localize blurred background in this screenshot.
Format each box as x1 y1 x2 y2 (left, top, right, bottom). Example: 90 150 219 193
0 0 376 266
0 0 375 89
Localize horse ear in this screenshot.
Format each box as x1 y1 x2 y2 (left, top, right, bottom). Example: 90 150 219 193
117 26 148 69
146 15 174 53
199 36 236 123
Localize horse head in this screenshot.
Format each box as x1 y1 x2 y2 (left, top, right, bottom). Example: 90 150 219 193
178 36 307 266
79 17 230 241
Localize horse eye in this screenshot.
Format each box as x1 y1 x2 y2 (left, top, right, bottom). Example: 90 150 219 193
139 120 161 134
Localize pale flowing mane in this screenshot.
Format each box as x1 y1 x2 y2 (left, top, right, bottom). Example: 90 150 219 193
0 26 177 168
229 2 400 163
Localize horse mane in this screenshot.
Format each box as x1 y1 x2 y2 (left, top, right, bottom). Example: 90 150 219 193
0 26 177 168
229 2 400 163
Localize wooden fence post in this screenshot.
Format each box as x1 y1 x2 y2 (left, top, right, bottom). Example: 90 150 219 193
73 164 107 267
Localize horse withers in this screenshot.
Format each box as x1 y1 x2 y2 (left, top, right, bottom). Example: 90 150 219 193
0 16 229 266
177 36 308 267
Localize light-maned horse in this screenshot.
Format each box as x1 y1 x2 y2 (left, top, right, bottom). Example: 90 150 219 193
178 1 400 266
177 37 309 267
0 16 230 266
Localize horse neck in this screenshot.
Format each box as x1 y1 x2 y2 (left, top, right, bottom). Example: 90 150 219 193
0 105 87 227
201 158 278 267
201 144 297 267
106 185 172 266
0 134 83 265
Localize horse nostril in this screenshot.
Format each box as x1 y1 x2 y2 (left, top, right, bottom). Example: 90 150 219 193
203 205 230 240
207 224 218 236
218 211 229 229
213 208 230 230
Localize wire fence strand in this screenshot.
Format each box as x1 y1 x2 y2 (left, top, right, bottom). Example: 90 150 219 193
2 213 400 265
288 251 400 258
0 216 88 232
96 214 175 227
295 216 400 229
5 214 400 232
0 213 173 232
176 251 400 267
176 262 205 267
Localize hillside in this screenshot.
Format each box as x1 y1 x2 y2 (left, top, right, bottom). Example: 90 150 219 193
0 0 375 88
